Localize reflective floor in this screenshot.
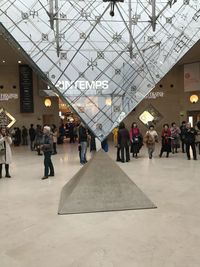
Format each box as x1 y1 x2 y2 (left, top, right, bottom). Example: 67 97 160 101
0 143 200 267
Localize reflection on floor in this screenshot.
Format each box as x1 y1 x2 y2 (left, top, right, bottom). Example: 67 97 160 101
0 143 200 267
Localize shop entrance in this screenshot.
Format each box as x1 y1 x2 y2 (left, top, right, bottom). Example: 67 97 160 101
187 111 200 127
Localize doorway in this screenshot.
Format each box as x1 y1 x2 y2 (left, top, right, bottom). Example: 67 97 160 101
187 111 200 127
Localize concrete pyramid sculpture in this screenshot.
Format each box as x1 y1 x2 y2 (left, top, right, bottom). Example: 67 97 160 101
58 150 156 214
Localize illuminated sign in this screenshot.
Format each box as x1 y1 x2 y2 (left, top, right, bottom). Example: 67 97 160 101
0 94 18 101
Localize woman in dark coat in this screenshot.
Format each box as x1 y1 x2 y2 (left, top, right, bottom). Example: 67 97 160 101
159 124 171 158
117 122 130 163
129 122 143 158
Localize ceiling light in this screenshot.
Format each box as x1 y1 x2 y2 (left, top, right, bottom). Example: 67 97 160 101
18 60 22 64
2 60 5 63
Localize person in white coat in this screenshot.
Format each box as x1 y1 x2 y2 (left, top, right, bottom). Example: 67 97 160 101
0 127 12 178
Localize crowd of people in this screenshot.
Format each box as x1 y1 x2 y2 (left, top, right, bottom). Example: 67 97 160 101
0 120 200 179
114 120 200 162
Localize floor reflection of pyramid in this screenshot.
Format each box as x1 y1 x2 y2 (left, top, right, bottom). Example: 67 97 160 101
1 1 200 139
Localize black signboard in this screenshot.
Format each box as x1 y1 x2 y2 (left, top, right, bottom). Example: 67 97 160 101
19 64 34 113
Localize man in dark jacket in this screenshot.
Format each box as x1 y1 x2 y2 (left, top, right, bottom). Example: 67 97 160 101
29 124 36 151
78 123 88 164
118 122 130 163
184 122 197 160
41 126 54 179
180 121 186 153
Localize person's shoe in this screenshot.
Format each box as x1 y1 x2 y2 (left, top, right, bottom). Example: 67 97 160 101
49 174 55 177
159 154 162 158
116 158 121 162
0 175 2 179
41 176 48 180
194 158 197 160
187 157 191 160
5 174 11 178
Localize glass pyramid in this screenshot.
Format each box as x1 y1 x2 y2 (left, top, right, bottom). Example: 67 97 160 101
0 0 200 140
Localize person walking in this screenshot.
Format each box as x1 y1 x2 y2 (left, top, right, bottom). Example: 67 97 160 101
40 126 54 179
180 121 186 153
184 122 197 160
170 122 181 153
22 126 28 145
130 122 142 158
78 123 88 165
159 124 171 158
144 125 158 159
0 127 12 178
29 124 36 151
118 122 130 163
51 124 58 155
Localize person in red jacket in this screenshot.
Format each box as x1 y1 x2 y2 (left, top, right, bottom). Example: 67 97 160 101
159 124 171 158
130 122 142 158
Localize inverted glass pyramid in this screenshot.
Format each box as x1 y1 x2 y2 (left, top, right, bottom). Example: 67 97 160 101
0 0 200 140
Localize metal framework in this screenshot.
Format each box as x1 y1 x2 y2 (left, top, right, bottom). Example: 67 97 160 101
0 0 200 140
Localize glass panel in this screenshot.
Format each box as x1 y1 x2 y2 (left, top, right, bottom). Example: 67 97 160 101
0 0 200 139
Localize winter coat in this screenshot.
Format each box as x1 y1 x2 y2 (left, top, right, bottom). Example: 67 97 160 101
118 128 130 148
144 130 158 147
41 134 53 153
0 135 12 164
184 128 197 144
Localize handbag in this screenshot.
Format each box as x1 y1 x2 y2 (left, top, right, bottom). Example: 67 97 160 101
133 137 139 143
0 142 5 155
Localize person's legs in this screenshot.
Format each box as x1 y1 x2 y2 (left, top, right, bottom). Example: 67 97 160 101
126 146 130 162
182 140 185 153
148 147 152 158
80 142 87 164
5 164 11 178
43 153 49 178
48 153 55 175
53 142 57 154
121 147 125 162
191 143 197 160
116 147 121 161
159 147 164 157
186 143 190 159
0 164 2 178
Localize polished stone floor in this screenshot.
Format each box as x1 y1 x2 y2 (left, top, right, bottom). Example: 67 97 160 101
0 143 200 267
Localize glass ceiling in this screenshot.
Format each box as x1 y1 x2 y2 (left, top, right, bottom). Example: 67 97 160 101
0 0 200 140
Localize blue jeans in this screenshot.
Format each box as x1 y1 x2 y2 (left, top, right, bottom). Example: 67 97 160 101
80 141 87 163
44 151 54 177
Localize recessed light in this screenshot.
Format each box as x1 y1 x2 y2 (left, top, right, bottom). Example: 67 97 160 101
18 60 22 64
2 60 5 63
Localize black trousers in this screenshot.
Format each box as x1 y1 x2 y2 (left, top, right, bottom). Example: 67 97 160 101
181 140 186 152
186 143 196 159
116 147 121 161
53 142 57 154
0 164 10 176
120 146 130 162
44 152 54 177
